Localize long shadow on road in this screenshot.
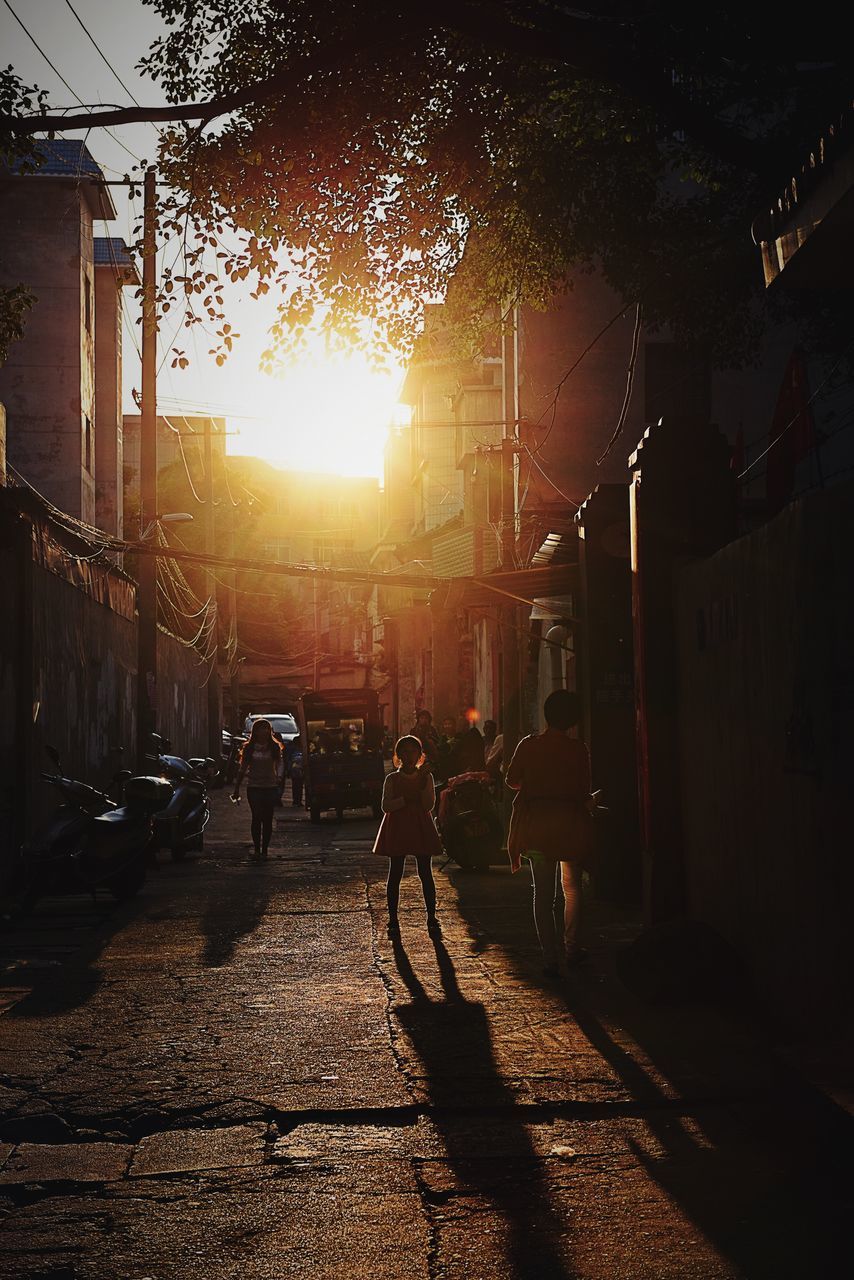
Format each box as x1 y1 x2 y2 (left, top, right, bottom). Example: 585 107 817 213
391 933 574 1279
445 865 854 1279
198 860 272 968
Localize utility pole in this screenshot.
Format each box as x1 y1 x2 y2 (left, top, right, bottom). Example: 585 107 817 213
202 418 221 758
312 576 320 690
227 501 241 733
136 166 158 769
500 304 521 819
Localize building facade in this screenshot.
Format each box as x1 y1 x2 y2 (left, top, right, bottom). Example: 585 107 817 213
0 140 130 527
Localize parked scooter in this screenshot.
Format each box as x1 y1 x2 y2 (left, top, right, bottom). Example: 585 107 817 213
187 754 222 789
14 746 172 911
147 734 210 861
436 771 504 871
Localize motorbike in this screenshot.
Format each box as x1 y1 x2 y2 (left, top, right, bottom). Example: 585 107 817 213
187 754 222 789
14 747 173 911
436 771 504 871
147 734 211 861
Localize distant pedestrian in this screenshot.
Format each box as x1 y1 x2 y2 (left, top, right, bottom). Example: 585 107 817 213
231 718 283 860
448 716 485 776
373 735 443 938
505 690 596 976
289 745 304 807
410 709 441 766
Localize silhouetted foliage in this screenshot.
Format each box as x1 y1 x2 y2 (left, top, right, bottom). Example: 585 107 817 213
136 2 850 367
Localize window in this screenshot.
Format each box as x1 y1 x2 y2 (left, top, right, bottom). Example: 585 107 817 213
312 538 354 565
319 499 358 520
261 540 290 563
84 275 92 334
84 416 93 473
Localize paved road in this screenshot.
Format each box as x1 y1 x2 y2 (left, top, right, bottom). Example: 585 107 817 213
0 793 850 1279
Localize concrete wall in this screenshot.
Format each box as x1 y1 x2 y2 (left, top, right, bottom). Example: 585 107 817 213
0 496 213 877
156 631 211 761
675 480 854 1024
30 563 137 789
0 183 94 520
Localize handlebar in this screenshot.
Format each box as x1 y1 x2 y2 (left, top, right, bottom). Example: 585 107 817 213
40 773 110 807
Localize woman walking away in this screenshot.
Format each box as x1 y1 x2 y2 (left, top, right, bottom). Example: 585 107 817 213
231 718 283 860
373 735 443 938
506 690 596 978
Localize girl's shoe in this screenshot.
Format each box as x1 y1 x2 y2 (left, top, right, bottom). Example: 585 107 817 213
426 916 442 937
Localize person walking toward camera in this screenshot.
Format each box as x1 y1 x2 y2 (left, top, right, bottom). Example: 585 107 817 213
231 718 283 860
373 735 443 938
506 690 596 977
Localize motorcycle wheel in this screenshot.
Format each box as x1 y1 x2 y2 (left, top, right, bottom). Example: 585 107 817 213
108 856 147 901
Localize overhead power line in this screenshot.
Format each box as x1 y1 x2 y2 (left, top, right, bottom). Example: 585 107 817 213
2 0 142 163
61 0 142 107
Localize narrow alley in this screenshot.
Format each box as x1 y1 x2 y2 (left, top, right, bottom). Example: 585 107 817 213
0 795 849 1280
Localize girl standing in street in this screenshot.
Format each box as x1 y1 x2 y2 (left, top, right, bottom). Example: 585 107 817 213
373 735 443 938
231 718 283 859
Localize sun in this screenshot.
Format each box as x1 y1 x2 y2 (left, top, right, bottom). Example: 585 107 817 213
232 335 408 477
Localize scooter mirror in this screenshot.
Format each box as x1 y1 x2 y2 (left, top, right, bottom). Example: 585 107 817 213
45 745 61 770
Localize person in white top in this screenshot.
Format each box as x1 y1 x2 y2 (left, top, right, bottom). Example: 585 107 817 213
231 719 284 859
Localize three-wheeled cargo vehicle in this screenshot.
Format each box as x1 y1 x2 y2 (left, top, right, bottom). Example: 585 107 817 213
296 688 386 823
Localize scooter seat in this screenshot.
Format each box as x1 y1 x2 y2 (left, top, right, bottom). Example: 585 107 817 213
93 805 135 825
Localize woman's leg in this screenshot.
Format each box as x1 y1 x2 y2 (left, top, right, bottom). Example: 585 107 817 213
530 858 560 967
259 789 276 853
560 860 584 955
246 788 262 854
386 857 405 921
415 855 437 920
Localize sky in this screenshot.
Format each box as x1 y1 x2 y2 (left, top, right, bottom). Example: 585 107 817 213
1 0 408 477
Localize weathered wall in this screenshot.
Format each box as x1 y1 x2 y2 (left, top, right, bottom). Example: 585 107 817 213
675 480 853 1025
30 562 137 789
156 631 210 760
0 183 92 519
0 498 212 875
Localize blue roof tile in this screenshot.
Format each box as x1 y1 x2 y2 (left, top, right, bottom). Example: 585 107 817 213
8 138 104 180
94 237 135 267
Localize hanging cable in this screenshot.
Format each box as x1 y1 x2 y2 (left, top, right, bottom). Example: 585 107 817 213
61 0 142 107
737 338 854 480
596 301 643 466
2 0 142 165
522 447 581 509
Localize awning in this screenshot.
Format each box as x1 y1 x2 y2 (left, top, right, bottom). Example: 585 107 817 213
440 562 579 610
530 594 575 621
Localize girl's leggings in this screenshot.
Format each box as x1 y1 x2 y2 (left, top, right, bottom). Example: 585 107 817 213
386 855 436 919
247 786 277 852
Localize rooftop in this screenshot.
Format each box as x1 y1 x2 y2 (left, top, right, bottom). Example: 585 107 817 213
94 237 140 285
2 138 116 220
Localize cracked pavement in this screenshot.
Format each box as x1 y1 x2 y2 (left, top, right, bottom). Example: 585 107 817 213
0 793 851 1279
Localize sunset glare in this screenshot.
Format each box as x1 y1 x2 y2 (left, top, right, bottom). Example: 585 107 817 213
232 338 408 478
